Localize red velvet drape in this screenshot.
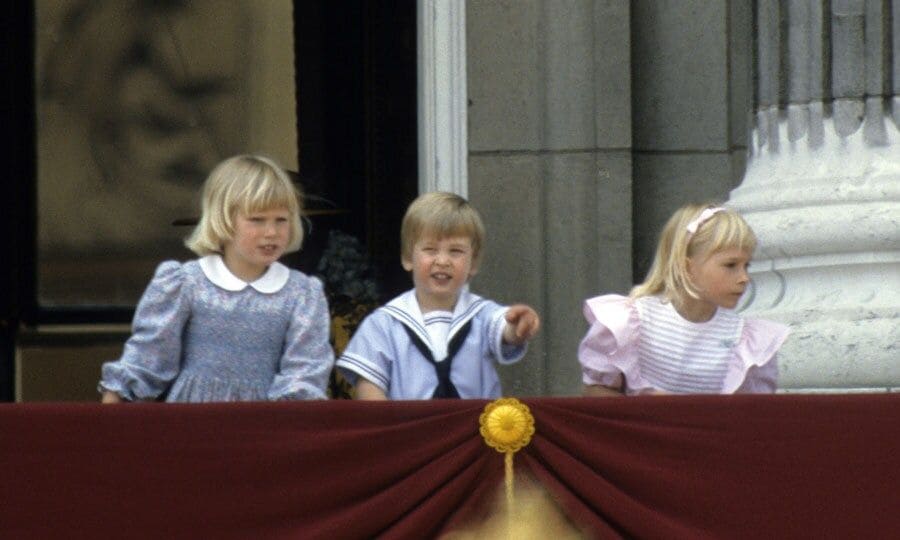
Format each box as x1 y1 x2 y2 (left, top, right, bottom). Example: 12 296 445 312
2 395 898 539
522 395 900 538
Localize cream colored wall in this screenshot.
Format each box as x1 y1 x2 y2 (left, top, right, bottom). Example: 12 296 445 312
247 0 298 171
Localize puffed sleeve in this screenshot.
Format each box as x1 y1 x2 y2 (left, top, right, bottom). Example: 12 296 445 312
98 261 191 401
334 311 393 392
269 277 335 400
577 294 641 389
726 318 790 394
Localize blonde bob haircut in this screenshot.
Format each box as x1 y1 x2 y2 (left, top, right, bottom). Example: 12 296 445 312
630 202 757 302
185 154 304 256
400 191 486 269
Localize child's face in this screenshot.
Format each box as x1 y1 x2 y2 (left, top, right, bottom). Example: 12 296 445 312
403 234 477 312
687 247 752 310
222 207 291 281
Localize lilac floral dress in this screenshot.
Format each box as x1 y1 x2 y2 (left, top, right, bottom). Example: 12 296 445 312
99 255 334 402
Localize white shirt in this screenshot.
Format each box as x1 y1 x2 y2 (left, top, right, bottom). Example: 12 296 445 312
423 310 452 361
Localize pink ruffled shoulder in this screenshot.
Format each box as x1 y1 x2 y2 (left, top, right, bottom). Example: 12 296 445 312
725 317 791 393
578 295 642 389
583 295 637 334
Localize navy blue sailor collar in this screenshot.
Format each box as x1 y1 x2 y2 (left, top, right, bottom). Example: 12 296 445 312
381 286 488 359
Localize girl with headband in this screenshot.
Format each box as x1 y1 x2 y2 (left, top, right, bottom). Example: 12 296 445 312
578 203 789 396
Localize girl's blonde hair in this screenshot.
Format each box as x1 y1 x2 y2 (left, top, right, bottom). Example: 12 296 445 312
630 202 757 302
401 192 486 269
185 155 304 256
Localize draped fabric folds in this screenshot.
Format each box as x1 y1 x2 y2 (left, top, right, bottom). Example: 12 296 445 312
2 395 899 539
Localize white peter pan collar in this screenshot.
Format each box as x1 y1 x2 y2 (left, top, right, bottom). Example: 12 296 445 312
198 254 290 293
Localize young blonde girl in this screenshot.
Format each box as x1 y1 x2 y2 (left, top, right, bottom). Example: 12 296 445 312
579 203 789 396
100 155 334 402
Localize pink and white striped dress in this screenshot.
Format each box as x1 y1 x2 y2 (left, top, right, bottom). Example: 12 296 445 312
578 295 789 395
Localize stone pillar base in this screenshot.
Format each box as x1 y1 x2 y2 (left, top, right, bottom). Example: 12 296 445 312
731 110 900 392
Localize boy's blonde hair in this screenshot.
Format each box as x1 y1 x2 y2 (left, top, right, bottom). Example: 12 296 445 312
630 202 757 302
185 155 304 256
400 192 486 268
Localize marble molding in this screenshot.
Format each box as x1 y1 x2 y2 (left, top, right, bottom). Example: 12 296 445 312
729 0 899 392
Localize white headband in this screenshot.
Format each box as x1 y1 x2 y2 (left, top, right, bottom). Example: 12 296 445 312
686 207 726 234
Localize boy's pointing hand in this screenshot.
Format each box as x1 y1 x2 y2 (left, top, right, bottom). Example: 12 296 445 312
502 304 541 346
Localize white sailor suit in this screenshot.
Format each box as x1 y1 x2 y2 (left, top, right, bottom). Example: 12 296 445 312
336 288 526 399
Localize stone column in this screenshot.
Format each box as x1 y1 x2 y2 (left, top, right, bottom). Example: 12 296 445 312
417 0 468 196
729 0 900 392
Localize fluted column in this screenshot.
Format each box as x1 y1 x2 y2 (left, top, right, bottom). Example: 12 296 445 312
729 0 900 391
418 0 468 196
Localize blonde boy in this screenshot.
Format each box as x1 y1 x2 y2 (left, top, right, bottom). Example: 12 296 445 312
336 192 539 399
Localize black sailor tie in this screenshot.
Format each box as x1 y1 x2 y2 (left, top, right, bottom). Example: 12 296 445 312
402 320 473 399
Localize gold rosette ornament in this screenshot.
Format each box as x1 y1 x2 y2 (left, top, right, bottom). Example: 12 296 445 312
480 398 535 513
